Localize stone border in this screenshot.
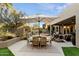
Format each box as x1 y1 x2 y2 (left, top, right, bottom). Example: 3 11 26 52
0 37 21 48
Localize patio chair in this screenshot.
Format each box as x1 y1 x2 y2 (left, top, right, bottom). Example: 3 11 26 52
40 37 47 47
65 35 71 41
32 37 39 48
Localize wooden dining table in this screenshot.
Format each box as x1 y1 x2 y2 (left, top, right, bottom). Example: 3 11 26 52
27 35 52 45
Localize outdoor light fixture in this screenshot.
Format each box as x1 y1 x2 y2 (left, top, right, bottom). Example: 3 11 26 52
64 26 66 29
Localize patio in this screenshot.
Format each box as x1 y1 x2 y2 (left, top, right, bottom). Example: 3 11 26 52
0 3 78 56
8 40 74 56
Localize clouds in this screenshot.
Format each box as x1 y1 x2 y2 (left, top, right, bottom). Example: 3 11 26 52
31 3 71 16
37 3 71 12
56 3 71 10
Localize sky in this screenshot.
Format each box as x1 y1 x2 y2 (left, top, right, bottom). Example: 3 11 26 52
13 3 71 16
13 3 71 27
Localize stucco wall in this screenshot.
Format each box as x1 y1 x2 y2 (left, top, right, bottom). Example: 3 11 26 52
76 12 79 48
0 37 21 48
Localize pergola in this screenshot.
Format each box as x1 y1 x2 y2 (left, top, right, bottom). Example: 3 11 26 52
20 14 58 36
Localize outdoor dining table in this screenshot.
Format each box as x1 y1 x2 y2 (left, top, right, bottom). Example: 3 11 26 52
28 35 52 45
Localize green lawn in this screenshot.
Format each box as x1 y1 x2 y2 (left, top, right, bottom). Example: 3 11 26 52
0 48 14 56
62 47 79 56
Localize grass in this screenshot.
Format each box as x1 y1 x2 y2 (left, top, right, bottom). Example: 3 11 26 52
0 48 14 56
62 47 79 56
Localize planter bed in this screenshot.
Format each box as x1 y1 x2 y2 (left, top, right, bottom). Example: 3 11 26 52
0 36 14 41
0 37 21 48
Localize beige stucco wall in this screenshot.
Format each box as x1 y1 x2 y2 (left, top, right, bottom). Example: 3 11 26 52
76 12 79 48
0 37 21 48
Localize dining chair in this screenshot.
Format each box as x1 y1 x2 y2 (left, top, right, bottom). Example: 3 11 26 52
32 37 39 48
40 37 47 48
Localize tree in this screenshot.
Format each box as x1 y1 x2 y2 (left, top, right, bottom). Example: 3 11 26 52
0 3 28 37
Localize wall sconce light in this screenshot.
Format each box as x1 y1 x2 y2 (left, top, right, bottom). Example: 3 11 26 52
64 26 66 28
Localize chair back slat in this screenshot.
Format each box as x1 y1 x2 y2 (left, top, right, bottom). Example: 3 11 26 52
40 37 47 45
32 37 39 46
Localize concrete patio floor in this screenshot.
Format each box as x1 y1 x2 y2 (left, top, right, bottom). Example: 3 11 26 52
8 40 74 56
